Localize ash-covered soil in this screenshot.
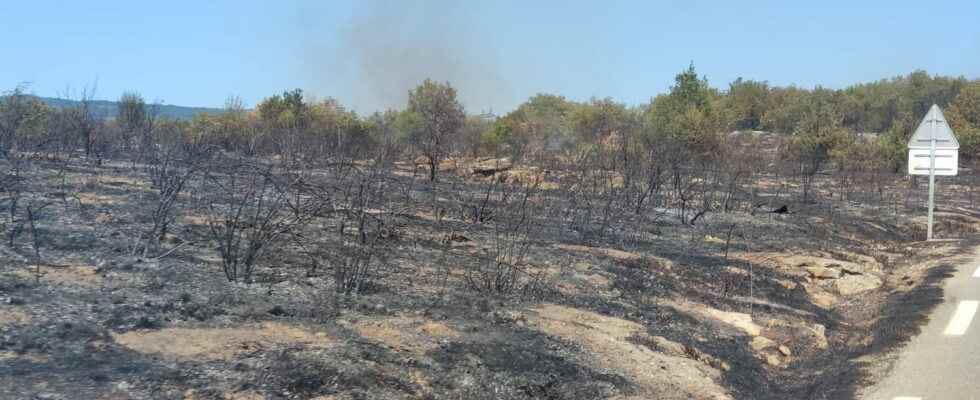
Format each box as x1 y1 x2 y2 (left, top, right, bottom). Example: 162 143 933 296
0 157 977 400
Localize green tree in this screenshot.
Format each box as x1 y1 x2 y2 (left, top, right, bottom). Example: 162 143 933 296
118 92 146 137
644 64 729 152
482 118 514 155
843 70 967 133
727 78 771 130
761 86 809 134
499 93 575 158
191 96 258 152
0 86 49 157
671 63 711 109
460 114 496 157
364 109 403 163
570 97 630 144
786 89 849 201
307 98 367 156
947 82 980 158
403 79 465 180
117 91 154 158
257 89 309 130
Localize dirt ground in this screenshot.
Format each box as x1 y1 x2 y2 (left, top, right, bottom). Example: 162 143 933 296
1 156 978 399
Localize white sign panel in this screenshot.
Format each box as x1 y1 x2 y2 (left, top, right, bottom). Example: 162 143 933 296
908 148 958 176
908 104 959 150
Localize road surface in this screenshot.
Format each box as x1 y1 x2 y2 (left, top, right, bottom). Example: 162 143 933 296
865 245 980 400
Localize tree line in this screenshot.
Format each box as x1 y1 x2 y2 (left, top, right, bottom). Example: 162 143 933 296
3 67 978 177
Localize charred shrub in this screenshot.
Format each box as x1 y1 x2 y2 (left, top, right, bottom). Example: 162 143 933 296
261 350 340 396
432 336 630 399
261 349 420 398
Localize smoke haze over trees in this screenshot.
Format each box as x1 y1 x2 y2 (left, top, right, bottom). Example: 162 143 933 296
311 0 511 114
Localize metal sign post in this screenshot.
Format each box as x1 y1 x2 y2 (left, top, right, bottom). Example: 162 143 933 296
928 118 936 240
908 104 959 241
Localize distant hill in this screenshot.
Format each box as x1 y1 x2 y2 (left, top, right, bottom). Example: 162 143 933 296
36 96 224 121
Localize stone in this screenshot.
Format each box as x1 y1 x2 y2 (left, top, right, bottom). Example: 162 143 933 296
492 310 527 325
809 324 829 350
778 345 792 356
808 290 838 309
765 354 781 367
470 158 513 176
775 279 797 290
650 335 687 357
765 319 829 351
666 300 762 337
722 312 762 336
750 336 777 352
834 274 883 296
694 307 761 336
704 235 726 244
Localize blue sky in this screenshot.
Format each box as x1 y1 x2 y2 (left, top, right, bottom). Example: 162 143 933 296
2 0 978 113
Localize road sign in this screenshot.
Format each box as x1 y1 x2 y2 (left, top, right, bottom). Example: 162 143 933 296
907 104 959 240
908 148 958 176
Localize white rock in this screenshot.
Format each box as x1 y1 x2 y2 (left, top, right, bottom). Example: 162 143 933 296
834 274 882 296
750 336 776 351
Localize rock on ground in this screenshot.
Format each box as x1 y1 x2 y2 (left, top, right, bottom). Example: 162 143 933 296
834 274 883 296
666 300 762 336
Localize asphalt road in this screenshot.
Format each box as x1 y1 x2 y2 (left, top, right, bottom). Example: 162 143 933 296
865 246 980 400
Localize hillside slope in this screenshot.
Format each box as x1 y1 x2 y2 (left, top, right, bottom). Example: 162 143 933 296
36 96 223 120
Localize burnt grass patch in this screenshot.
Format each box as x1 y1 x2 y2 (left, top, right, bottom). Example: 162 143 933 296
428 329 633 399
1 154 977 399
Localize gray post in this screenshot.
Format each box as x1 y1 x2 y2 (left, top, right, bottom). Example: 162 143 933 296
927 115 936 240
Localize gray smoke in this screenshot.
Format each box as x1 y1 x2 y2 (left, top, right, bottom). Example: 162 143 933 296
307 0 510 114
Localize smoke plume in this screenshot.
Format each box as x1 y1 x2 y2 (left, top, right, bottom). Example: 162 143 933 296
309 0 510 114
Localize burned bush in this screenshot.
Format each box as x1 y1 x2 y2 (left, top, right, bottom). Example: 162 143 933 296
199 155 321 283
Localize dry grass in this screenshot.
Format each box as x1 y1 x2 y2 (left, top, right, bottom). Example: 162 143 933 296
347 316 459 354
501 166 560 190
93 212 116 224
180 213 210 226
0 307 31 325
556 243 673 271
730 251 878 273
527 304 732 400
98 175 150 190
112 322 333 362
77 192 128 205
221 391 265 400
181 389 284 400
14 264 102 287
539 261 611 296
557 244 642 262
0 350 49 363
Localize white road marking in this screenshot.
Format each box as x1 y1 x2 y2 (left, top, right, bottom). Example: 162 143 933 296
943 300 980 336
972 266 980 277
893 397 922 400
